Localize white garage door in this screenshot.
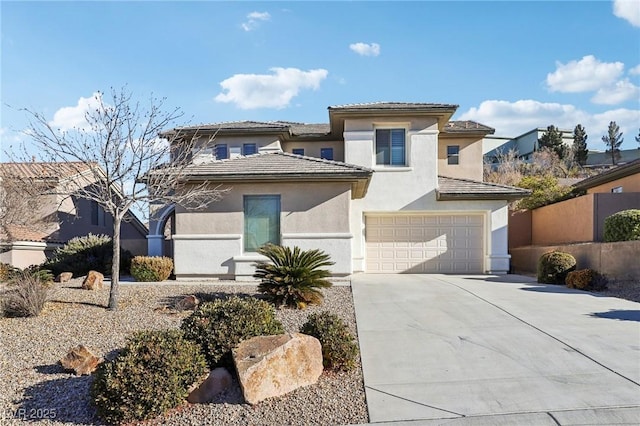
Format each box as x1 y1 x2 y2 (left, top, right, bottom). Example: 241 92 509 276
366 214 484 273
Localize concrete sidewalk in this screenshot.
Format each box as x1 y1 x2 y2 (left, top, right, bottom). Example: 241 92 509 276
351 274 640 425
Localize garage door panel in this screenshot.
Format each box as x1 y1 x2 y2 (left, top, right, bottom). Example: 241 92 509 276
366 214 484 274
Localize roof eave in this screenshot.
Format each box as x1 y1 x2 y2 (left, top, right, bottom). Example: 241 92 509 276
573 162 640 190
436 191 531 201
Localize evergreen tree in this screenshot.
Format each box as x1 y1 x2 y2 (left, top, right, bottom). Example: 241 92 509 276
538 125 567 159
572 124 589 166
635 128 639 146
602 121 623 165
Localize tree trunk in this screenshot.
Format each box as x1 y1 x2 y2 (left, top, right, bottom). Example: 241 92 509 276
108 214 122 310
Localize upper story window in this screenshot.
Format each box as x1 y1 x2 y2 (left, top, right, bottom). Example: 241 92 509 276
375 129 406 166
91 201 106 227
320 148 334 161
292 148 304 156
243 143 257 155
215 144 228 160
611 186 623 193
447 145 460 165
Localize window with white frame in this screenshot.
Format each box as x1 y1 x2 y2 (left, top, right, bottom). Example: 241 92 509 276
447 145 460 165
611 186 623 193
215 144 228 160
244 195 281 252
375 128 406 166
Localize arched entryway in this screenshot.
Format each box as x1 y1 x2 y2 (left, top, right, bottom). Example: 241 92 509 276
147 204 175 257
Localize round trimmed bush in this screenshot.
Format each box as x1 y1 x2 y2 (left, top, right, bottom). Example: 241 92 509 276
301 312 359 371
181 296 284 369
537 250 576 284
130 256 173 281
91 329 207 425
604 209 640 242
566 269 607 291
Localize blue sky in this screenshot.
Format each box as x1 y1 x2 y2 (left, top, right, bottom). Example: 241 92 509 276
1 0 639 157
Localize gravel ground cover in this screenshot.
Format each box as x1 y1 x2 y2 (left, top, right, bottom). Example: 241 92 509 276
0 279 368 426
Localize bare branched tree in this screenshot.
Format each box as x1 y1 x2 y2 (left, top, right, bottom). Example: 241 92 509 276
15 87 227 310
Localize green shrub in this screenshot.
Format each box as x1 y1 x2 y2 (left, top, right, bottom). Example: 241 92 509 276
44 233 132 277
515 175 573 210
254 244 334 309
604 209 640 242
130 256 173 282
21 265 54 287
537 250 577 284
301 312 359 371
91 329 207 425
1 271 50 317
566 269 608 291
181 296 284 369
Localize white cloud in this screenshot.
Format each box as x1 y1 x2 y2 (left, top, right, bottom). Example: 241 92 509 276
591 79 640 105
49 92 103 132
458 99 640 150
546 55 624 93
629 64 640 75
613 0 640 27
215 67 328 109
349 42 381 57
241 11 271 31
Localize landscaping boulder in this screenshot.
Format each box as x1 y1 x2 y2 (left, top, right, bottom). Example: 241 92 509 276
176 295 199 311
232 333 323 405
59 345 103 375
187 367 233 403
82 270 104 290
55 272 73 283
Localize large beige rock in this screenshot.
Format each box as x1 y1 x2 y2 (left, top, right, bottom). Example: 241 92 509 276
55 272 73 283
82 270 104 290
59 345 102 375
187 368 233 403
233 333 323 405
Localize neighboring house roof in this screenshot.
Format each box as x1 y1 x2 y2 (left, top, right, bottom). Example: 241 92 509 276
0 224 59 243
0 161 94 181
443 121 495 135
436 176 531 201
574 159 640 190
177 151 373 198
584 149 640 167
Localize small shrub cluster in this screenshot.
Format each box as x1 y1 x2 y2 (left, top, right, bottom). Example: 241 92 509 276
1 271 50 317
566 269 608 291
0 262 19 282
91 329 207 425
44 233 132 276
301 312 359 371
21 265 54 287
181 296 284 369
254 244 334 309
537 250 577 284
130 256 173 282
604 209 640 242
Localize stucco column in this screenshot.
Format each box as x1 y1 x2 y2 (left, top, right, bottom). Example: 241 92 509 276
147 235 164 257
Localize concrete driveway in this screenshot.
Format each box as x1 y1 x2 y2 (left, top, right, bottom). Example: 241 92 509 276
351 274 640 425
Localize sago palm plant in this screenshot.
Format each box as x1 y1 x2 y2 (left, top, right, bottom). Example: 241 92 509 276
254 244 334 309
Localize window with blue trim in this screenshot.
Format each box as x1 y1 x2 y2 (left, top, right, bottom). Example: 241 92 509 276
320 148 334 160
292 148 304 156
215 144 228 160
375 129 405 166
243 143 257 155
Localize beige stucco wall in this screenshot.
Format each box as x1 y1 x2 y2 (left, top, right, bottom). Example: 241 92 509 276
281 140 344 162
531 195 595 245
437 136 484 181
510 240 640 280
586 174 640 194
176 182 351 235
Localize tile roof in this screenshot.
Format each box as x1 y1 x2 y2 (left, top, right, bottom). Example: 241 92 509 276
328 102 459 110
163 121 331 137
437 176 531 200
180 152 372 180
0 224 57 243
0 162 94 180
443 120 495 134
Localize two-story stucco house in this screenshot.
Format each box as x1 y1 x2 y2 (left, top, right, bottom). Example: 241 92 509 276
148 102 529 280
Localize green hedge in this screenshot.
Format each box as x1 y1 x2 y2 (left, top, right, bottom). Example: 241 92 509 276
604 209 640 242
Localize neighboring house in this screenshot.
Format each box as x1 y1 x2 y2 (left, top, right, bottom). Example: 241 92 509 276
0 162 148 268
484 127 574 164
149 102 529 280
509 159 640 248
584 149 640 168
